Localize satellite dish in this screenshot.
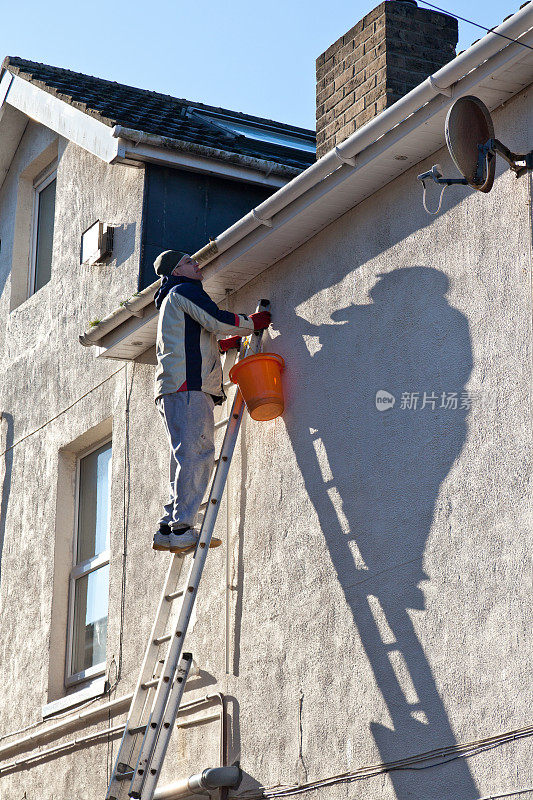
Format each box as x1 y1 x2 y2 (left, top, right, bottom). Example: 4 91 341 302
445 95 495 193
417 94 532 215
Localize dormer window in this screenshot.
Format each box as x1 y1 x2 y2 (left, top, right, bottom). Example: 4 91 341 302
30 163 56 295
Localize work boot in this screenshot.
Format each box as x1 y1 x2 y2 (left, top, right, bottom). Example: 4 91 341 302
169 527 200 552
168 527 223 553
152 524 172 551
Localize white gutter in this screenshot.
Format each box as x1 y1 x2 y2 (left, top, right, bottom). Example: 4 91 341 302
79 2 533 348
112 124 303 187
193 1 533 252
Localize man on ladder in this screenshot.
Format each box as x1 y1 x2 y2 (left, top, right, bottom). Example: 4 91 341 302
152 250 271 553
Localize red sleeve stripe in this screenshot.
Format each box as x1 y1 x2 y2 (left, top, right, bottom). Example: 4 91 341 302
234 313 240 327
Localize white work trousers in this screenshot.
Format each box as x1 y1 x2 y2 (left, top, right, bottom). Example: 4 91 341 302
156 391 215 530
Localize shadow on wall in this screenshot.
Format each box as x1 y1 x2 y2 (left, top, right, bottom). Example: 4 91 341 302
280 267 477 800
0 412 14 585
113 222 136 269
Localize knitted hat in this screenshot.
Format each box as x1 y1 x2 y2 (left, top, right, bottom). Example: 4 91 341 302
154 250 188 277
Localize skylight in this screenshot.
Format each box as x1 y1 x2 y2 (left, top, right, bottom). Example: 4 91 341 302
201 115 316 153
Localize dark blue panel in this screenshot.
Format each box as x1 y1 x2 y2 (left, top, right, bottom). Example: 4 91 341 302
139 166 274 290
184 313 202 390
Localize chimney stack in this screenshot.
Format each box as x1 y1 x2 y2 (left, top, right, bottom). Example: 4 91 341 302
315 0 458 158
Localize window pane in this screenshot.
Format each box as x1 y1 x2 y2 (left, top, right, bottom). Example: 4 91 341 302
34 178 56 292
71 565 109 675
77 443 112 563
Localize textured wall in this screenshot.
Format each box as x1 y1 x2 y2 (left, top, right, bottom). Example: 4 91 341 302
0 121 145 771
0 86 531 800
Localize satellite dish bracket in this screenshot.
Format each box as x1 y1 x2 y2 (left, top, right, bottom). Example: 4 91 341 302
478 138 533 179
417 95 533 215
416 165 468 215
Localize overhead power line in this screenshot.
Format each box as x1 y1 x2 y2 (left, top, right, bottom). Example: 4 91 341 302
416 0 533 52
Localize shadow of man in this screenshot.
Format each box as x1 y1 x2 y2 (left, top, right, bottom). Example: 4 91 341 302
282 266 477 800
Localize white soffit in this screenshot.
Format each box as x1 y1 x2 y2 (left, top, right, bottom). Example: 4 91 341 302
3 74 124 162
94 30 533 361
96 306 159 360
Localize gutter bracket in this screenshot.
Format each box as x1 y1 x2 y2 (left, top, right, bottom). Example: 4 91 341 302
334 147 356 167
428 76 453 97
251 209 273 227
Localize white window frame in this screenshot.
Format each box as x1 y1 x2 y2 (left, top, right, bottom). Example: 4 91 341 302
65 437 111 687
28 162 57 298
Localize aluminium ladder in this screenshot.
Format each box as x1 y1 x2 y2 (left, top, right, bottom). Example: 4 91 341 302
106 300 270 800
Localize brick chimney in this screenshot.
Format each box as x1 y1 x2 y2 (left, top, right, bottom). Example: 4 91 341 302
315 0 458 158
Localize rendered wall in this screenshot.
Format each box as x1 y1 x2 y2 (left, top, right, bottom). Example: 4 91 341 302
0 85 531 800
0 121 145 794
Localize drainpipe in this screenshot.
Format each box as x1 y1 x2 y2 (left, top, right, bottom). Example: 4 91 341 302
154 765 242 800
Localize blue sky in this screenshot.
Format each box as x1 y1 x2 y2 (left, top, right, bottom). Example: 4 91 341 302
0 0 523 130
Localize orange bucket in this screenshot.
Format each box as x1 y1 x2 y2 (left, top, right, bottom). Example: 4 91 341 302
229 353 285 421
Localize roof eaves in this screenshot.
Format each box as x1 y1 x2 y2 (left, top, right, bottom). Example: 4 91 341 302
79 1 533 355
113 125 302 180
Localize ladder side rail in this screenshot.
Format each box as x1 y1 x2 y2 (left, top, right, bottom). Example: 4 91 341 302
128 391 245 797
136 655 193 800
128 324 266 798
106 555 185 799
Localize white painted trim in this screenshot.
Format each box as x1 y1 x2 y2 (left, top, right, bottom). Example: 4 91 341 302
65 661 107 689
5 74 122 162
70 550 111 580
28 167 56 297
82 3 533 359
42 677 107 718
0 71 13 108
66 439 112 685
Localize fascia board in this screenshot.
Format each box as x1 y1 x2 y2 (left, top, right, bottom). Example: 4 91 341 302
5 74 123 162
0 71 13 108
118 140 288 188
0 72 28 191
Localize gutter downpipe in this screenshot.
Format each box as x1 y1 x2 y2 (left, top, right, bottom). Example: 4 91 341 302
154 766 242 800
79 2 533 348
0 693 224 765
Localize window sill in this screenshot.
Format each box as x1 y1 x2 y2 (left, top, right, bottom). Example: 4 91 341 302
42 676 108 719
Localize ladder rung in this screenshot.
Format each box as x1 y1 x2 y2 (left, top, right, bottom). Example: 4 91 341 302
141 678 159 690
153 634 171 646
165 589 184 602
128 724 147 736
214 417 230 429
115 770 135 781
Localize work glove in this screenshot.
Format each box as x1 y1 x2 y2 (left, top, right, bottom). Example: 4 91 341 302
249 311 271 332
218 336 242 353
